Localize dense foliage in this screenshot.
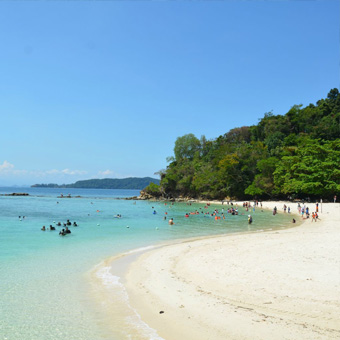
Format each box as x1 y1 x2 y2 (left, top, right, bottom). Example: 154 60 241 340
145 89 340 200
32 177 160 190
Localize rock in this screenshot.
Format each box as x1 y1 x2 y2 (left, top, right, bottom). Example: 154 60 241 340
4 193 29 196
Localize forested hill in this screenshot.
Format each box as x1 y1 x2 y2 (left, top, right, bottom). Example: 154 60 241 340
144 88 340 201
32 177 160 190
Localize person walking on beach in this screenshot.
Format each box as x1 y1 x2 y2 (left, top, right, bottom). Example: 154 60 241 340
312 212 316 222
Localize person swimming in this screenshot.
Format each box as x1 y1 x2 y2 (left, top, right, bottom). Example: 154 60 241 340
168 218 174 225
41 226 46 231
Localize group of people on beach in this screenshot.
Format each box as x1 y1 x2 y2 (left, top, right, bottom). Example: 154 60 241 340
297 203 319 221
270 202 320 223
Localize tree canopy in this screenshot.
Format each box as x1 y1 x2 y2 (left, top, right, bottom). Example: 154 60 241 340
174 133 201 161
144 89 340 200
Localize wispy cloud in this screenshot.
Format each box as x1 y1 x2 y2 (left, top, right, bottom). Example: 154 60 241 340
0 161 27 175
0 161 87 178
98 169 115 177
45 169 60 175
61 169 87 175
0 160 14 172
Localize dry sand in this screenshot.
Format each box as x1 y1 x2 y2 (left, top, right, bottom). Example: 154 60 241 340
123 202 340 340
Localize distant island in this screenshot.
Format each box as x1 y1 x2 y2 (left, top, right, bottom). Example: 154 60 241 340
31 177 160 190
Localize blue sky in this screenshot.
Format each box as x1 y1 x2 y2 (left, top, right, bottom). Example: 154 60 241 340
0 0 338 186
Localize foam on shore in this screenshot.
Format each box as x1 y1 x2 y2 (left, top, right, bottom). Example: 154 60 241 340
89 246 165 340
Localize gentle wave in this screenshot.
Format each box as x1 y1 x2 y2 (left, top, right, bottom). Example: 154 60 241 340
125 245 157 255
96 265 164 340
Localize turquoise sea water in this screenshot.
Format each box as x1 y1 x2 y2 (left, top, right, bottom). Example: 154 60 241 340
0 188 294 340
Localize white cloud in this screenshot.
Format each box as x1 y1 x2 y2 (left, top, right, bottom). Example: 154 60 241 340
0 161 27 175
98 169 115 177
61 169 87 175
0 160 14 172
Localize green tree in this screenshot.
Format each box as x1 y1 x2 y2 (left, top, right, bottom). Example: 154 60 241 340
160 89 340 200
174 134 201 161
144 182 162 197
274 139 340 198
245 157 278 197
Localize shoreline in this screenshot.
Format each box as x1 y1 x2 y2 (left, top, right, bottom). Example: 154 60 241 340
120 201 340 340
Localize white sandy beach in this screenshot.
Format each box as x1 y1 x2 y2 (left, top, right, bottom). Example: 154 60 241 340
123 202 340 340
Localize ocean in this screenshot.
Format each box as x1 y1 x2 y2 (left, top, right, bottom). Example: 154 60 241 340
0 187 293 340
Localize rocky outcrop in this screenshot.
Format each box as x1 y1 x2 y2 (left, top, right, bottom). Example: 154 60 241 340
138 190 170 201
138 190 155 200
124 196 139 200
2 193 29 196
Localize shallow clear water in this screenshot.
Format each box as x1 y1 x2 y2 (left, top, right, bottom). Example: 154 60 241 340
0 187 294 340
